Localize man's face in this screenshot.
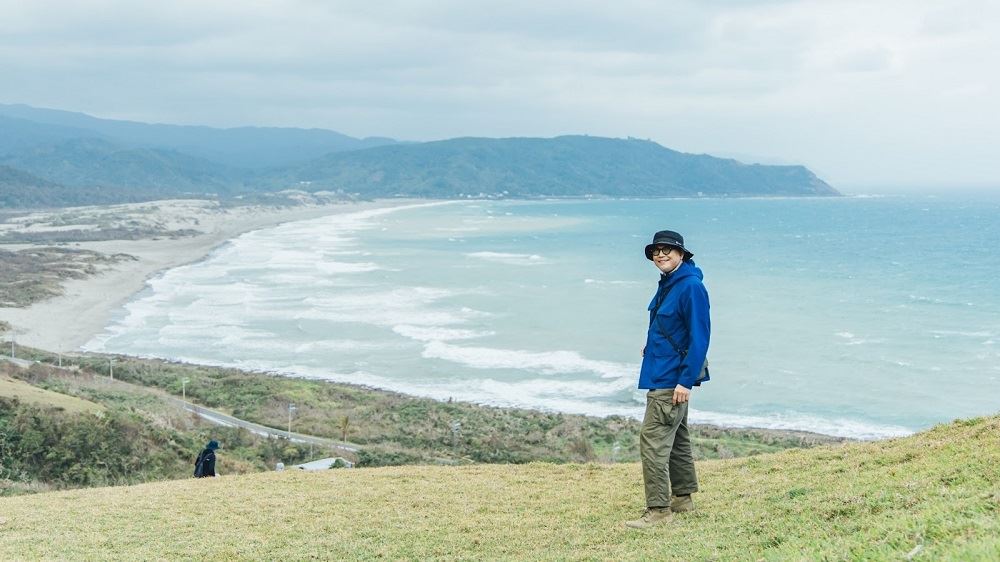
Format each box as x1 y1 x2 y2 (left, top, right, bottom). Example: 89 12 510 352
651 245 682 274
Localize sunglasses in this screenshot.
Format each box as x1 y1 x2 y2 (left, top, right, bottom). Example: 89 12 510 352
650 246 679 256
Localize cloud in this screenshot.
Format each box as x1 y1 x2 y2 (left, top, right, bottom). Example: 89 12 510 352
0 0 997 188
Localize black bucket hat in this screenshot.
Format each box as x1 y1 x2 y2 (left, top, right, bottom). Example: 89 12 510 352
644 230 694 261
206 440 220 450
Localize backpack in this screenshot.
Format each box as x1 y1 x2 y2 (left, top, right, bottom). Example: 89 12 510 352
193 450 207 477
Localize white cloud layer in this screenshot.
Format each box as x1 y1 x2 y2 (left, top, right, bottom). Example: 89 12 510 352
1 0 997 189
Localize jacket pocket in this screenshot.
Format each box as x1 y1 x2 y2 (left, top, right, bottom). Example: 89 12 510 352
648 311 681 357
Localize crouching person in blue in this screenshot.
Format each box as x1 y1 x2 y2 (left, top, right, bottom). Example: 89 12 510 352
626 230 710 529
194 440 220 478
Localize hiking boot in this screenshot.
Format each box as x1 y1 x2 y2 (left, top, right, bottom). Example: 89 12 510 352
624 507 673 529
671 494 695 513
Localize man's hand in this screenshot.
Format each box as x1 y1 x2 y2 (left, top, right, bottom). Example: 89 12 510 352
673 386 690 405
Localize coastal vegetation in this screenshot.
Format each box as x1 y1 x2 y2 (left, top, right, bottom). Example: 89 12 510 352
0 247 135 307
1 348 842 496
0 361 321 496
0 393 191 494
0 227 199 244
0 414 995 560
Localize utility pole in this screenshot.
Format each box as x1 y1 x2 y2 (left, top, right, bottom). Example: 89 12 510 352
109 358 114 381
288 403 297 438
181 377 190 408
10 334 14 359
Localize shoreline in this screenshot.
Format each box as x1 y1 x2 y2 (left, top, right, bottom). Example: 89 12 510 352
0 198 869 442
0 198 428 352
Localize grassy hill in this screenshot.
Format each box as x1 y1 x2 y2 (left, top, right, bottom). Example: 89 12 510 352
1 415 996 560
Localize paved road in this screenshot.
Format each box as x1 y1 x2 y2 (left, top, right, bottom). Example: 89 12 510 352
2 355 359 455
1 355 34 368
166 396 358 454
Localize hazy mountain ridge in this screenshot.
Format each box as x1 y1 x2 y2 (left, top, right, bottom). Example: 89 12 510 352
1 137 241 192
0 114 108 155
271 135 836 197
0 104 398 169
0 104 839 207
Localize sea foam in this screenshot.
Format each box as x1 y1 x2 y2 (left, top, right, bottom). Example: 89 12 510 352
466 251 547 265
422 340 637 380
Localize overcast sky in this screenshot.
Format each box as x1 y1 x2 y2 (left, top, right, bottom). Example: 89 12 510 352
2 0 998 191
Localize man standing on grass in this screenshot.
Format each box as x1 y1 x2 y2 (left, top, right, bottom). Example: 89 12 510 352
626 230 710 529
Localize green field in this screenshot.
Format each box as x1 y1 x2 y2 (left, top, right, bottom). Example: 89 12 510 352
1 415 996 560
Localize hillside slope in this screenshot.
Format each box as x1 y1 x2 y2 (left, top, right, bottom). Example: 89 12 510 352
0 138 243 192
0 165 74 208
0 373 103 414
271 135 839 198
1 415 996 560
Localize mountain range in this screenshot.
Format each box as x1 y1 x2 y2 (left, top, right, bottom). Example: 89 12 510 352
0 103 839 207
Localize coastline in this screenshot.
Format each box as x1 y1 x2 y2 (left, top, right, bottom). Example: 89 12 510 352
1 198 862 443
0 198 426 352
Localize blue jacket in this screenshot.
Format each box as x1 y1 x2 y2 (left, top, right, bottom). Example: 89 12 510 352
638 260 711 390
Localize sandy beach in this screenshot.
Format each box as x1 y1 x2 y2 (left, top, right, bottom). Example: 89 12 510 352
0 198 414 352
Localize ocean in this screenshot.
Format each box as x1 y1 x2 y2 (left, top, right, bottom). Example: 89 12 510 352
84 195 1000 440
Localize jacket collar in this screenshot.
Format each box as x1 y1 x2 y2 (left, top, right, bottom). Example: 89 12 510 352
660 260 687 280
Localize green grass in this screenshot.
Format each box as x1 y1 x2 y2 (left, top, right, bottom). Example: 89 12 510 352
1 415 997 560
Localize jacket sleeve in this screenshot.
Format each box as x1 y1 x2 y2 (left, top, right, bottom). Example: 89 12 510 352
678 281 710 389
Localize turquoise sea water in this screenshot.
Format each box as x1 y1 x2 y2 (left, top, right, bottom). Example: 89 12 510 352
85 195 1000 439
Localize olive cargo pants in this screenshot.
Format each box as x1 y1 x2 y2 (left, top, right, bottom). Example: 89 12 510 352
640 388 698 508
